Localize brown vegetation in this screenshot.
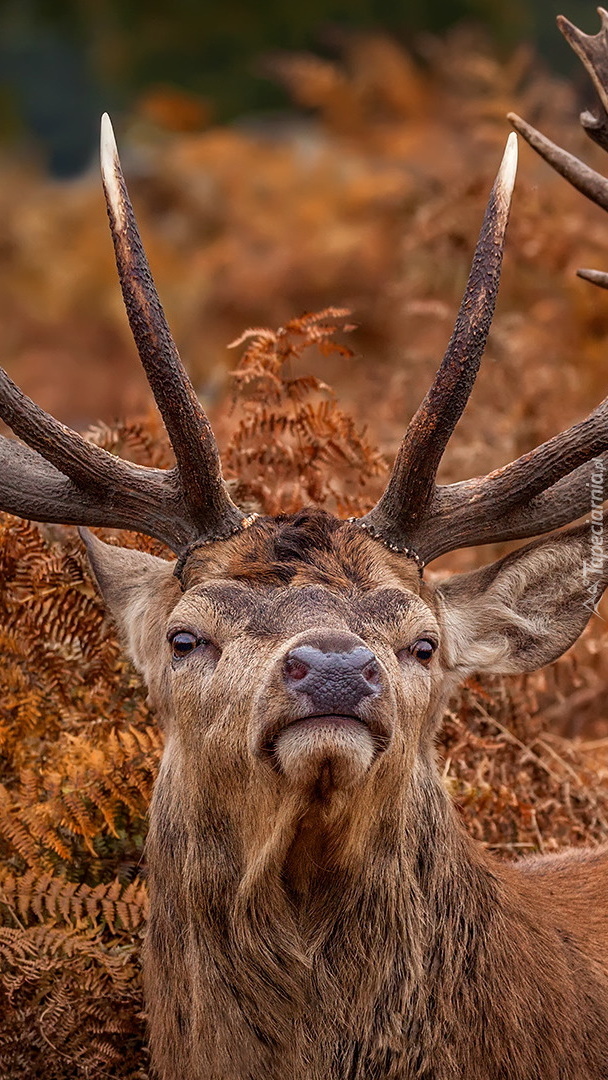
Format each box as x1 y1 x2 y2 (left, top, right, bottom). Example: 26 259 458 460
1 26 608 1079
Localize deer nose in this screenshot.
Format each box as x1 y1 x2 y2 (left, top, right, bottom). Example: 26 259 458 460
283 643 381 714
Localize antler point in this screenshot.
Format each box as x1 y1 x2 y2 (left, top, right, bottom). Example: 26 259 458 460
498 132 518 199
100 113 118 162
100 112 124 227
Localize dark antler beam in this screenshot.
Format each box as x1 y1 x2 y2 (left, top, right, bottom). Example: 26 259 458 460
0 115 246 554
100 115 244 538
429 454 608 557
0 434 199 551
358 133 518 552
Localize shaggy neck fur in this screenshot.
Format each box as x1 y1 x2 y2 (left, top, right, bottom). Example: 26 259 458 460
87 509 608 1080
144 741 608 1080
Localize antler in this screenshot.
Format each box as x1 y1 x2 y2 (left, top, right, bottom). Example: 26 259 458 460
509 10 608 284
358 135 517 557
358 90 608 563
2 41 607 570
0 114 244 554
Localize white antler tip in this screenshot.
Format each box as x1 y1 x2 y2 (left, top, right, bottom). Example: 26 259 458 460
100 113 124 224
498 131 518 199
100 113 118 168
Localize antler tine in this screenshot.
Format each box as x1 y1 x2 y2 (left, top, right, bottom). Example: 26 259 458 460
508 10 608 270
0 114 246 553
375 11 608 567
558 10 608 151
578 267 608 288
412 397 608 564
429 453 608 558
358 133 517 550
0 365 133 491
507 112 608 213
100 114 244 538
0 433 196 551
0 363 210 550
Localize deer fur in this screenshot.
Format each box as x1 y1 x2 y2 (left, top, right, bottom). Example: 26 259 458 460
84 508 608 1080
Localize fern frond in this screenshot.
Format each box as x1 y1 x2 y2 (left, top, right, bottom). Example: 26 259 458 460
226 310 386 516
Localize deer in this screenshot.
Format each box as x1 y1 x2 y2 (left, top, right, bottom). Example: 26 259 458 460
2 11 608 1080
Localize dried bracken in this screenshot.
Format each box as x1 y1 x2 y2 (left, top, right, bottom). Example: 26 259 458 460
1 26 608 1080
225 308 386 515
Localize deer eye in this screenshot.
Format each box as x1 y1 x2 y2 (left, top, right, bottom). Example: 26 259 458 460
168 630 202 659
408 638 437 665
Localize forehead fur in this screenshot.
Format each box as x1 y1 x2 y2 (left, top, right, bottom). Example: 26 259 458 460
179 508 426 597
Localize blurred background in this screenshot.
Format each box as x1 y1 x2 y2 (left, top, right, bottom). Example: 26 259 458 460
1 0 608 575
0 0 599 174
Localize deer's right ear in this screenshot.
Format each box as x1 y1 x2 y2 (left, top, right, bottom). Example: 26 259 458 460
436 519 608 676
80 529 181 680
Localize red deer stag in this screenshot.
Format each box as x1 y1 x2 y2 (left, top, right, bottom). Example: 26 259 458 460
2 13 608 1080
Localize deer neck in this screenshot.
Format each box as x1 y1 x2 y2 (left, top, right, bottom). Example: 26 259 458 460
148 748 501 1050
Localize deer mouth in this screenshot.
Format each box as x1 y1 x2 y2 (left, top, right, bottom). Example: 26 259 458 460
260 713 390 788
277 712 367 743
262 712 388 755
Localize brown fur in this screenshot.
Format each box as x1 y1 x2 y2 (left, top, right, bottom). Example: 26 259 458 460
83 508 608 1079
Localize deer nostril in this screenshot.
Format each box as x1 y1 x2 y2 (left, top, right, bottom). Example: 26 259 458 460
284 656 310 682
362 659 381 686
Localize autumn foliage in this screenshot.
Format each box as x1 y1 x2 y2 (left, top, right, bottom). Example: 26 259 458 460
1 26 608 1080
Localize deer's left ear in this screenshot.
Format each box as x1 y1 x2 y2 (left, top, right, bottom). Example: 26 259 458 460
80 529 181 685
437 518 608 675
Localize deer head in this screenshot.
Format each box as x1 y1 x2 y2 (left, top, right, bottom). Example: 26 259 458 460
2 41 608 1074
1 107 607 840
81 502 605 876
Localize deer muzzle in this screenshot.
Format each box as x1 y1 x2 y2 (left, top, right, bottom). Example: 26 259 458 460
253 631 392 790
283 643 381 713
